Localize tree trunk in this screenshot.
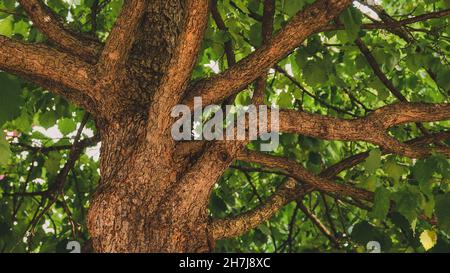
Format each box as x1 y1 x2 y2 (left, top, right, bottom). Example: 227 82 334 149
86 113 213 252
86 1 213 252
5 0 449 254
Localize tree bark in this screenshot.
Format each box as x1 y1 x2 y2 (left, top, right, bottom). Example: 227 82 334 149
4 0 449 253
86 1 212 253
87 116 213 252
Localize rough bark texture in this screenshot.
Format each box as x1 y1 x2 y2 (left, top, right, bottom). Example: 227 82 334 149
86 0 213 253
17 0 101 60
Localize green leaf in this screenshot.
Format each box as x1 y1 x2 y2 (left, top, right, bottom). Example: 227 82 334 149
277 91 294 108
351 221 378 244
259 224 271 236
235 91 251 106
392 185 423 224
0 72 22 126
412 158 434 184
351 221 391 250
283 0 305 17
0 15 13 37
58 118 77 135
364 149 381 173
339 7 362 42
248 22 262 47
303 60 328 86
44 151 62 176
360 175 377 192
435 193 450 234
13 20 29 37
436 70 450 90
210 191 227 214
0 131 11 166
295 49 309 69
383 159 405 183
1 0 15 9
430 154 450 179
39 111 59 129
370 187 390 221
12 111 32 133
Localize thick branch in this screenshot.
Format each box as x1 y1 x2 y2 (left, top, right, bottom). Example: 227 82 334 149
172 142 243 220
210 178 305 240
278 103 450 158
138 0 211 160
0 36 98 110
210 153 366 240
178 1 350 183
183 0 352 108
210 131 450 239
98 0 147 80
238 150 374 202
150 0 210 117
18 0 101 61
176 103 450 161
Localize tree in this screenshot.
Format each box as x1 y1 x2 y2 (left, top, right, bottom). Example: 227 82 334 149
0 0 449 253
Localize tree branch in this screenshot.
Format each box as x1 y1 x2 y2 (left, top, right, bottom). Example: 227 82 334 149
211 0 236 67
354 5 449 99
353 36 438 140
358 1 414 42
98 0 147 80
385 9 450 26
278 103 450 158
26 114 90 235
322 131 450 179
275 65 360 117
238 150 374 201
18 0 101 61
0 36 98 111
176 103 450 165
183 0 352 108
319 9 450 32
12 135 100 154
172 141 243 221
355 37 407 101
320 193 339 238
210 178 305 240
210 131 450 239
253 0 275 105
210 153 362 240
297 200 341 248
150 0 210 118
178 1 350 201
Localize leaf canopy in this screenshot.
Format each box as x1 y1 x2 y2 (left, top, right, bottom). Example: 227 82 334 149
0 0 449 253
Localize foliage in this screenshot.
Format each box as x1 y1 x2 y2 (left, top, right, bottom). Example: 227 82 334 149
0 0 449 253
